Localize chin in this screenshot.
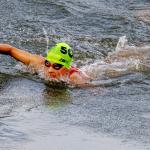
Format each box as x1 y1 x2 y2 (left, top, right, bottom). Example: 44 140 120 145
49 73 57 78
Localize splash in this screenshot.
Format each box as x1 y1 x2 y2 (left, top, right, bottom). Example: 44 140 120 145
81 36 150 81
42 27 49 54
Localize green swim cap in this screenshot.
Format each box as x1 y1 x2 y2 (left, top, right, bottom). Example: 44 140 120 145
45 43 73 69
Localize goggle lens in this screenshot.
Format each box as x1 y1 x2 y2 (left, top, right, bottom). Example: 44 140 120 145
45 60 63 70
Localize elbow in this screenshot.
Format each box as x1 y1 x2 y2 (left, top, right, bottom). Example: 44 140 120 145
5 44 13 52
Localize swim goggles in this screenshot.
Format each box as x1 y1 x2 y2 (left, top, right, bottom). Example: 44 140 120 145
45 60 63 70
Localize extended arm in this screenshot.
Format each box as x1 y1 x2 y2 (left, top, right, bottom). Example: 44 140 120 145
0 44 40 65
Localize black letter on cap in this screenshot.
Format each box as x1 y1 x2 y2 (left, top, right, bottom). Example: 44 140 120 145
68 49 73 58
60 46 67 54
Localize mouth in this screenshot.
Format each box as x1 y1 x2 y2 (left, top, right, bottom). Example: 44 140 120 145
44 69 57 78
48 72 57 78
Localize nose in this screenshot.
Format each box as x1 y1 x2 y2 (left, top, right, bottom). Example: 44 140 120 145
47 67 57 77
48 67 54 73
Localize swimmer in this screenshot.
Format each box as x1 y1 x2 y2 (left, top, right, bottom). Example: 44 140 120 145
0 43 91 86
0 37 149 87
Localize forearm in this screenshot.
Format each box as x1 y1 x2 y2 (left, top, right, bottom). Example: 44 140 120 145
0 44 32 65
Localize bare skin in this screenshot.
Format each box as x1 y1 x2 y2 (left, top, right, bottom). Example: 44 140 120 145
0 44 90 85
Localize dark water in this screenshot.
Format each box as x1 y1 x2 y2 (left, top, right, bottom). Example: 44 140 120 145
0 0 150 150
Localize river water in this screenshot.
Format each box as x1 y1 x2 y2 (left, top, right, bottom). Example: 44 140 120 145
0 0 150 150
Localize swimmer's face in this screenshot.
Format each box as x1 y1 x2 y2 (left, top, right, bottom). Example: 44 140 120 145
44 60 69 79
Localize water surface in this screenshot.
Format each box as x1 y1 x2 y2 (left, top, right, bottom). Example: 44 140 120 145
0 0 150 150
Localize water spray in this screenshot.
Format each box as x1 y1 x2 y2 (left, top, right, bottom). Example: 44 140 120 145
42 27 49 54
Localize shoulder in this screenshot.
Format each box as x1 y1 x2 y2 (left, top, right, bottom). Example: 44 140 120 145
30 54 45 64
28 54 45 71
69 66 91 85
69 66 80 77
